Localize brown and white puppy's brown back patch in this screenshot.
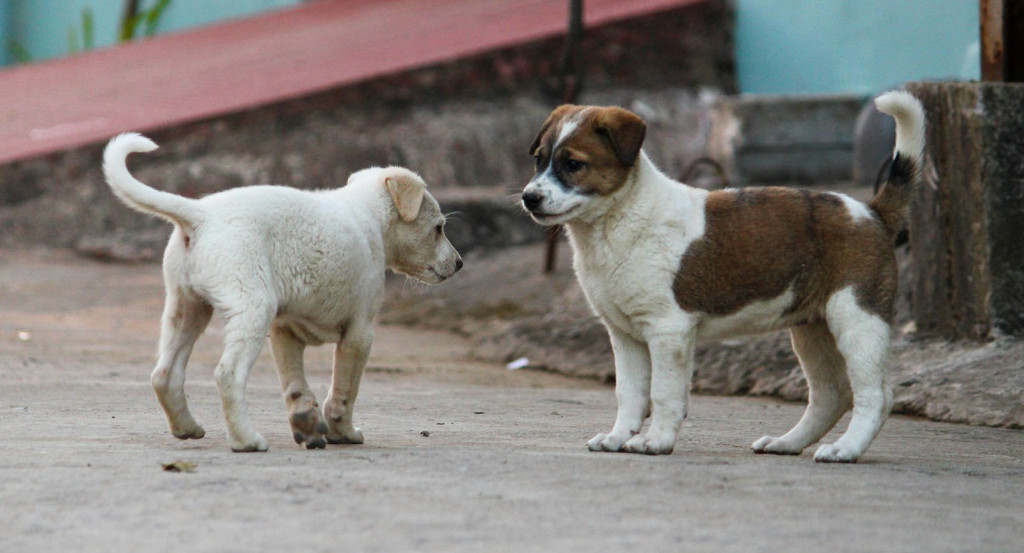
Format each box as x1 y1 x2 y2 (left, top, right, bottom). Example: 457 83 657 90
673 187 897 325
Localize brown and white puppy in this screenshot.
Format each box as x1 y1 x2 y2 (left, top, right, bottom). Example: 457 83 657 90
521 92 925 462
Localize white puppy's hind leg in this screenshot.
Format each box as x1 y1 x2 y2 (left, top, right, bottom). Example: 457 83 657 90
269 325 327 450
151 285 212 440
814 288 893 463
323 323 373 445
752 321 852 455
588 328 651 452
214 306 274 452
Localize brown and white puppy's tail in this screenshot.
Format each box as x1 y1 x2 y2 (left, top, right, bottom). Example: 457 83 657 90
868 91 926 238
103 133 205 230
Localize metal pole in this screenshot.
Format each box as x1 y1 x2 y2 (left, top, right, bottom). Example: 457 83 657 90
544 0 584 273
981 0 1024 82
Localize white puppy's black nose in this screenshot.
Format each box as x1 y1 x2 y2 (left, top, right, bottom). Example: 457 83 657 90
522 191 543 212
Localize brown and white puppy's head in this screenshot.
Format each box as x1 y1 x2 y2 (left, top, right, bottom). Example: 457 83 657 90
354 167 463 283
521 105 647 225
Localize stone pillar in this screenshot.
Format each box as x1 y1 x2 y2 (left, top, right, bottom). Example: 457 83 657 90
906 81 1024 339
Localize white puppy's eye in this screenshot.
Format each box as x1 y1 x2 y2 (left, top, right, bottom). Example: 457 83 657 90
434 224 443 235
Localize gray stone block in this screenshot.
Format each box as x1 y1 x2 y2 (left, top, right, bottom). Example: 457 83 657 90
708 94 864 185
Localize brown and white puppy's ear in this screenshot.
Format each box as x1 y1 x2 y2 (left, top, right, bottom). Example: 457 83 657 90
529 104 583 155
594 107 646 166
384 171 426 222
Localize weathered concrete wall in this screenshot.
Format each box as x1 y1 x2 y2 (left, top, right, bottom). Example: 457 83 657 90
0 1 732 258
707 94 865 185
0 89 721 260
907 81 1024 339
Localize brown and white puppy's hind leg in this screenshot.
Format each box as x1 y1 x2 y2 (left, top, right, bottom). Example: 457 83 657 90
813 287 893 462
752 320 852 455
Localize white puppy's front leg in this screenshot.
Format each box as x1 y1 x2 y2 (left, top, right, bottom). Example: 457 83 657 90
622 330 695 455
588 327 651 452
323 323 373 445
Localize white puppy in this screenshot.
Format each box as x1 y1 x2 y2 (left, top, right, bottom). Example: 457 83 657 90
103 133 462 452
521 92 925 462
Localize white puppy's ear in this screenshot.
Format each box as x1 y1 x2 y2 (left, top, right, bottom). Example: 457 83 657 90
385 173 425 222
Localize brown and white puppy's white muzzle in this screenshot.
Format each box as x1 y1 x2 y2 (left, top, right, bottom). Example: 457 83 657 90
521 105 647 225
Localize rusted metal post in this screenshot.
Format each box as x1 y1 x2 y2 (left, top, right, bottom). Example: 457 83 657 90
544 0 584 273
981 0 1024 82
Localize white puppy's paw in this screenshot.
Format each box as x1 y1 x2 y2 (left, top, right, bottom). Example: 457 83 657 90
751 435 804 455
813 443 859 463
586 431 631 452
622 433 674 455
326 427 364 445
289 406 328 450
170 421 206 440
230 432 269 453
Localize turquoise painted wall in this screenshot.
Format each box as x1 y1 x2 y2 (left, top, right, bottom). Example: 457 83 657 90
736 0 980 95
3 0 983 95
0 2 9 66
1 0 300 66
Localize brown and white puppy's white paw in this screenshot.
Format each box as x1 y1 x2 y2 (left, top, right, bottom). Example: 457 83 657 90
522 91 925 463
587 431 633 452
751 435 804 456
813 443 860 463
622 433 675 456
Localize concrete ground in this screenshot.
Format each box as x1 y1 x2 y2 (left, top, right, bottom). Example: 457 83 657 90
1 249 1023 553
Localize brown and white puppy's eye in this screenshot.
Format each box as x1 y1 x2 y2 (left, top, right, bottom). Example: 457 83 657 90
564 159 585 173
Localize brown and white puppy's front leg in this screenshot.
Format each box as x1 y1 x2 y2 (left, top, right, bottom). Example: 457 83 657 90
622 323 697 455
587 327 651 451
323 321 373 445
270 325 328 450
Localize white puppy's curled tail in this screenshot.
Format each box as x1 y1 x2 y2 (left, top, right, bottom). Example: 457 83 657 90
103 133 204 229
868 91 926 238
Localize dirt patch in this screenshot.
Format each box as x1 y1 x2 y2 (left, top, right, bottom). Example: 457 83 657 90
2 248 1023 552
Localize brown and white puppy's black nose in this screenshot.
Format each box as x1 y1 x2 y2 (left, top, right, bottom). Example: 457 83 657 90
521 190 544 212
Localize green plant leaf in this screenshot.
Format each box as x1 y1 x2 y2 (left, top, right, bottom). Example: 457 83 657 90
143 0 174 38
82 8 95 51
120 14 143 42
5 39 32 64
